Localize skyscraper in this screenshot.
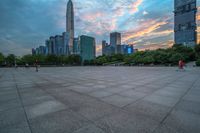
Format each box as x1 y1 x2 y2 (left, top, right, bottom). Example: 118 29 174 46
45 40 51 55
62 32 70 56
66 0 74 54
73 38 80 55
55 35 64 55
110 32 121 54
102 40 107 55
79 35 96 62
50 36 56 55
32 48 36 55
174 0 197 47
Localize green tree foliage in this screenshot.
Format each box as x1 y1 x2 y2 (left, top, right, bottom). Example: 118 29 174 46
95 56 108 65
6 54 15 66
20 54 36 65
98 45 196 66
15 54 81 66
46 55 58 65
68 55 81 65
196 59 200 66
195 44 200 58
0 53 5 65
2 45 199 67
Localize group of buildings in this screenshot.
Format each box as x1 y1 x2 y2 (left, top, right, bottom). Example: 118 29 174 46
32 0 96 62
102 32 136 56
32 0 198 60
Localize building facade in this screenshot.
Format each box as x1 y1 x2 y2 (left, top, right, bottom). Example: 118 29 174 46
45 40 51 55
50 36 56 55
123 45 134 55
102 40 106 55
174 0 197 47
73 38 80 55
102 41 115 56
66 0 74 54
39 46 46 55
110 32 121 54
80 35 96 62
32 48 36 55
55 35 64 55
62 32 70 56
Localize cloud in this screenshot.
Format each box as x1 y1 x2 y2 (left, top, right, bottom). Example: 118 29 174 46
0 0 199 56
138 40 174 51
143 11 149 15
96 45 102 56
122 17 171 42
129 0 143 14
197 7 200 21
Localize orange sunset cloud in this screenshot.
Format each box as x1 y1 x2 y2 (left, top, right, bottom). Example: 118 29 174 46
123 20 169 42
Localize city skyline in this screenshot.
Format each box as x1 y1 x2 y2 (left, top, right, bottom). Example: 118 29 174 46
0 0 200 56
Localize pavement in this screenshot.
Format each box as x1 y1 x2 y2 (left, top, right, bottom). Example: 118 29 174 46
0 67 200 133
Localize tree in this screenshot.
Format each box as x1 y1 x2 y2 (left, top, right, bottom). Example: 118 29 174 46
95 56 107 65
196 59 200 66
0 53 5 65
83 60 90 66
172 45 195 61
111 54 124 62
169 53 184 65
57 55 66 65
123 55 133 65
46 55 58 64
68 55 81 65
6 54 15 66
195 44 200 59
142 56 155 65
21 55 35 65
152 50 169 64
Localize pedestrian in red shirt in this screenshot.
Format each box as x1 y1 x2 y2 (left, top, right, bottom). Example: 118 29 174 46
178 59 185 71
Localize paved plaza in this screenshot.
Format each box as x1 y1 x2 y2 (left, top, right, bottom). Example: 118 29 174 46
0 67 200 133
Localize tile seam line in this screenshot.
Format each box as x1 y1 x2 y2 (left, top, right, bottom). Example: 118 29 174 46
151 74 200 133
15 70 104 133
11 70 33 133
122 73 185 109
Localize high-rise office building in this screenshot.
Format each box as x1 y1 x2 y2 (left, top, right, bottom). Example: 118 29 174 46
66 0 74 54
45 40 51 55
36 48 39 55
174 0 197 47
39 46 46 55
62 32 70 56
50 36 56 55
102 40 107 55
116 45 125 54
55 35 64 55
110 32 121 54
79 35 96 62
32 48 36 55
73 38 80 55
123 45 134 55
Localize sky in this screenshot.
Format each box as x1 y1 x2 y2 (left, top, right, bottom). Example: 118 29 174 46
0 0 199 56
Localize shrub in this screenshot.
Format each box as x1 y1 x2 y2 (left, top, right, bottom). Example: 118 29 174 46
196 59 200 66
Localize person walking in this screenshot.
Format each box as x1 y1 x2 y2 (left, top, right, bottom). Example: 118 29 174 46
35 60 39 72
178 59 185 71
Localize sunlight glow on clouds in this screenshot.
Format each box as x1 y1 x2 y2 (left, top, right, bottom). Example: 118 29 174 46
0 0 199 56
129 0 143 14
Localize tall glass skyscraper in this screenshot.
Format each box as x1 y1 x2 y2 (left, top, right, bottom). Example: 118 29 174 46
66 0 74 54
110 32 121 54
174 0 197 47
79 35 96 62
